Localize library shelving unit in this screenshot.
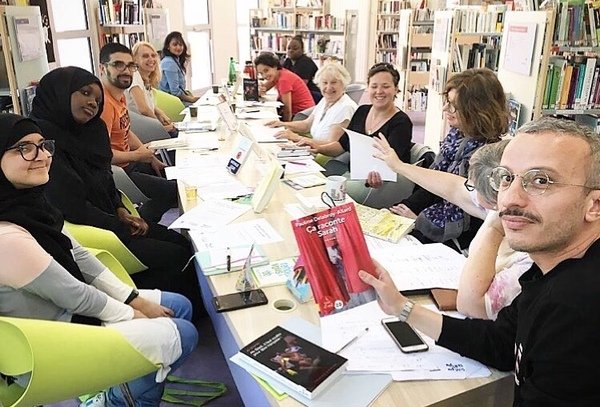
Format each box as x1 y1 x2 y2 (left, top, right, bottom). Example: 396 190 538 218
539 0 600 124
373 0 411 64
95 0 146 49
405 8 434 112
249 0 346 65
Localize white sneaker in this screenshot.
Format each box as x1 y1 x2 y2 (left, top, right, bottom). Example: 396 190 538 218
79 392 106 407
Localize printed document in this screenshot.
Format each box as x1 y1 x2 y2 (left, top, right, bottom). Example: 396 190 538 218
168 199 250 230
346 129 396 181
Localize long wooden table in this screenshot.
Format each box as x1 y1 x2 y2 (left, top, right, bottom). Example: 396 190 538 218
176 103 513 407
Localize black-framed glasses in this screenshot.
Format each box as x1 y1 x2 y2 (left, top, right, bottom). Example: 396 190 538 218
442 95 457 114
6 139 55 161
104 61 139 72
463 178 476 192
489 166 593 196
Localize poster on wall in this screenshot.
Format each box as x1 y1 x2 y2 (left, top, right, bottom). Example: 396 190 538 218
29 0 55 63
13 16 44 62
503 23 537 76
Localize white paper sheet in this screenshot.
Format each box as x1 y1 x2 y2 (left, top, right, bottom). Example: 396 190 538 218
346 129 397 181
168 199 251 230
320 301 491 381
189 218 284 251
244 124 284 143
283 159 325 175
236 110 280 120
370 243 466 291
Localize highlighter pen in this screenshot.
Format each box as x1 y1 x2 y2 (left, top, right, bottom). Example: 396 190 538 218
226 247 232 272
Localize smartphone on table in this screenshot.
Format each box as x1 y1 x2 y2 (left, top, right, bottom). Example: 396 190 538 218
381 317 429 353
213 289 268 313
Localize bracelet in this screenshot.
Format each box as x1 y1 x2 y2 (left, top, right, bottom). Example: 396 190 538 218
124 289 139 305
398 299 415 322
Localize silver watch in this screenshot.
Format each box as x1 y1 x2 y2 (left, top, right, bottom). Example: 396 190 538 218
398 299 415 322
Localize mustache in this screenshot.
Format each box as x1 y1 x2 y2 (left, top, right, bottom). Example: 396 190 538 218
499 208 541 223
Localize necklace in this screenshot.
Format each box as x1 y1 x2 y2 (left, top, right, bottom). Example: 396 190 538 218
366 107 395 134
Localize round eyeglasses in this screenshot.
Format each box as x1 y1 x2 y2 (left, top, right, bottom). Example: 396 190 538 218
104 61 139 72
442 96 457 114
489 166 592 196
6 139 55 161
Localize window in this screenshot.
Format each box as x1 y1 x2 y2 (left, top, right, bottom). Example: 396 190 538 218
183 0 213 89
48 0 93 72
236 0 258 64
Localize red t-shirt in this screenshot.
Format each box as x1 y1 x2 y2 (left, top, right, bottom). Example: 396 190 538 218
276 68 315 115
101 89 131 168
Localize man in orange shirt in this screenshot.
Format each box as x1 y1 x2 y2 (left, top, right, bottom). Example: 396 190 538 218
99 43 176 222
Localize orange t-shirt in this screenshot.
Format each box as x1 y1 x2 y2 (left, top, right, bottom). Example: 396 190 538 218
101 89 131 167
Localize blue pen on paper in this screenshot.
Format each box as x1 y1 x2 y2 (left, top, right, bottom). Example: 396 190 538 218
336 327 369 354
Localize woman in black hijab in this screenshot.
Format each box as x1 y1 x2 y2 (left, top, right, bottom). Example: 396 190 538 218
30 67 202 315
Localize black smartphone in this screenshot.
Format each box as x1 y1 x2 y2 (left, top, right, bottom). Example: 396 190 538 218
213 289 268 313
381 317 429 353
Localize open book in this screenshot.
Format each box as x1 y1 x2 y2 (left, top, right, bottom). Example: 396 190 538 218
355 203 415 244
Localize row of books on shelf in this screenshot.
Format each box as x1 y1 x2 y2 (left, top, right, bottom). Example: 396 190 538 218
254 12 341 31
101 32 144 48
542 57 600 110
270 0 323 7
377 33 398 49
407 87 428 111
98 0 143 26
454 5 506 34
452 42 501 72
376 50 397 63
377 16 401 32
305 35 343 56
378 0 410 14
554 0 600 47
414 8 434 22
251 33 293 54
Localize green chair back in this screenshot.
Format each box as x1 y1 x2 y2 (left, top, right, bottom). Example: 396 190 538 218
86 247 136 287
154 89 186 122
0 317 157 407
64 222 147 275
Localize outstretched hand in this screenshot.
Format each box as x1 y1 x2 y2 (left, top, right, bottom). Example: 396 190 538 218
295 138 319 154
359 260 406 317
372 133 402 172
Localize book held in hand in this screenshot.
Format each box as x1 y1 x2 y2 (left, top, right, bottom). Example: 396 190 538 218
291 202 377 316
237 326 348 399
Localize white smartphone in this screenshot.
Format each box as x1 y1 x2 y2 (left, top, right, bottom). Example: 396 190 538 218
381 317 429 353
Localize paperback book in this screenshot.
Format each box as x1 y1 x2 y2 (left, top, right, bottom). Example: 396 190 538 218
237 325 348 399
291 202 377 316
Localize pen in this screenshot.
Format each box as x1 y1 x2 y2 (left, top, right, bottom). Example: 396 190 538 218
288 161 308 166
335 327 369 354
226 247 231 272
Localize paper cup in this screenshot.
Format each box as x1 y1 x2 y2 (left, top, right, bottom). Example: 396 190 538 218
189 106 198 118
325 175 347 202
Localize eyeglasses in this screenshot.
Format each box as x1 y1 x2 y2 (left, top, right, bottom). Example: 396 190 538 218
6 140 55 161
442 96 457 114
463 178 476 192
104 61 139 72
489 166 593 196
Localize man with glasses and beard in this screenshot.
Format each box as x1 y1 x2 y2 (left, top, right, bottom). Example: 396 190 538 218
99 43 177 222
360 117 600 406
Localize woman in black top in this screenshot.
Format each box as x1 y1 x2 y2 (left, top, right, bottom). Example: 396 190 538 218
30 67 203 318
283 35 322 102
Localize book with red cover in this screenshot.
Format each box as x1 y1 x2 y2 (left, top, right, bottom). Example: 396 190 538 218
291 202 376 316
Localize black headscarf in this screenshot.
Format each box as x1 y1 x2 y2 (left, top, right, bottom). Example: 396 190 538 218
31 66 119 215
0 114 88 284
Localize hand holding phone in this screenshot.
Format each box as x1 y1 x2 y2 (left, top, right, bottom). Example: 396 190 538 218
381 317 429 353
213 289 268 313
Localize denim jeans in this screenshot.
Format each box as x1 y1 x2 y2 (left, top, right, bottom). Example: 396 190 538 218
106 292 198 406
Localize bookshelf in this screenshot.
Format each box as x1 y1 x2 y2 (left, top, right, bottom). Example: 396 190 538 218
406 8 434 112
95 0 145 49
373 0 411 64
249 0 346 65
538 0 600 119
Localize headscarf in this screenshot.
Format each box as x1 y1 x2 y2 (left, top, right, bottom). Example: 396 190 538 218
31 66 118 214
0 114 101 325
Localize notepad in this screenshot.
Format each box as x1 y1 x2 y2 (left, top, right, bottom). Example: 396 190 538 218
196 245 269 276
252 258 296 287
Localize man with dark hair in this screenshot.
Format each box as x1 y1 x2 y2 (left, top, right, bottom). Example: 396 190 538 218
361 117 600 405
99 42 176 222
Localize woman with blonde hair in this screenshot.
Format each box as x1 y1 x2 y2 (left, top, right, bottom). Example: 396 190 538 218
127 41 176 135
266 61 357 143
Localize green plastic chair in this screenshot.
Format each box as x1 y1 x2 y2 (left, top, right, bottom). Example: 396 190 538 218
0 317 157 407
64 222 147 275
154 89 186 122
86 247 136 287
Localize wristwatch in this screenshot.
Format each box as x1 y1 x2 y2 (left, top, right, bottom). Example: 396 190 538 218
398 299 415 322
124 289 139 305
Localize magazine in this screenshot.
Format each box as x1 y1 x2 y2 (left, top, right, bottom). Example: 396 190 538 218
355 203 415 244
290 202 377 316
237 325 348 399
